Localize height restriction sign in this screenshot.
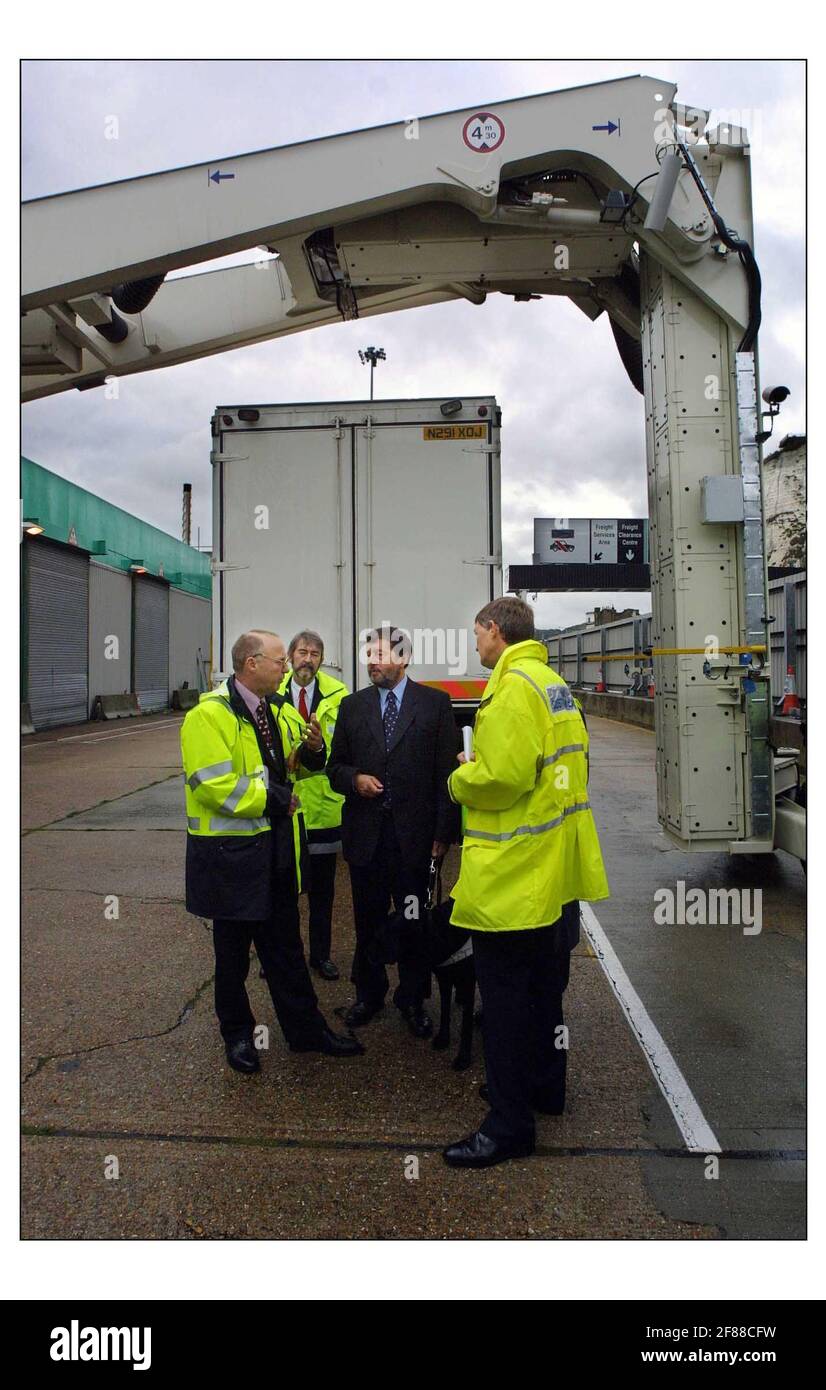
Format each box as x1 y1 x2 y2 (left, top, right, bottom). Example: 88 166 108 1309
462 113 505 152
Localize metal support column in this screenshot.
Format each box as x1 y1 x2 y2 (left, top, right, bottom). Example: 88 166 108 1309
640 253 759 850
735 352 773 841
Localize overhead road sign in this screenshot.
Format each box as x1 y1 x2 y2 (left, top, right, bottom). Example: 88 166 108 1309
533 517 649 566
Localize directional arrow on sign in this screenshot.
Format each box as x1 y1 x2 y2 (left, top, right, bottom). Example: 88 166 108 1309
592 120 619 135
626 548 635 559
209 169 235 184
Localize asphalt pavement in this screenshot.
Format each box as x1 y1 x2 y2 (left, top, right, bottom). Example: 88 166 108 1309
21 710 805 1239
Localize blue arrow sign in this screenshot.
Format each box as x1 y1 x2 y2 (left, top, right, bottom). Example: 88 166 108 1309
592 119 619 135
209 169 235 184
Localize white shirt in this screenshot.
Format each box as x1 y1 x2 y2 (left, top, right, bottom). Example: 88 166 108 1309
291 676 316 712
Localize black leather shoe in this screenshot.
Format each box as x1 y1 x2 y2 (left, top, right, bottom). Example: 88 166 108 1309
443 1130 535 1168
290 1027 364 1056
397 1004 433 1039
318 1026 365 1056
225 1038 260 1074
478 1082 564 1115
311 958 340 981
341 1000 383 1028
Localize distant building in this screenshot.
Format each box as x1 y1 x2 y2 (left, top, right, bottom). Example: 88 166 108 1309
22 457 212 730
587 605 640 627
764 435 805 570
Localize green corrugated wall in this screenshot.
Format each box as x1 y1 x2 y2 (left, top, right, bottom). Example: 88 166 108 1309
21 456 211 598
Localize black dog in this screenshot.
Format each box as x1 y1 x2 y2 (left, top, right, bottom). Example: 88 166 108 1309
367 881 477 1071
425 896 476 1072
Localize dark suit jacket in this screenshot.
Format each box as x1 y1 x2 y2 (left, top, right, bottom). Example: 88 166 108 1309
327 679 460 869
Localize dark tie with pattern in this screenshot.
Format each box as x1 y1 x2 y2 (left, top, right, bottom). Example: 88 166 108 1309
383 689 398 744
382 689 398 807
254 698 276 756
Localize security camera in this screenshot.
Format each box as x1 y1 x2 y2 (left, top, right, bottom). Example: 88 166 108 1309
762 385 790 406
756 385 791 444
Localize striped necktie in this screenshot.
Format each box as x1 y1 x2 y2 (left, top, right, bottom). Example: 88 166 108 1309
254 698 276 755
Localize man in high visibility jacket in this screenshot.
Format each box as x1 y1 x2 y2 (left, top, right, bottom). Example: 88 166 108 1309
279 630 348 981
181 629 363 1074
443 598 609 1168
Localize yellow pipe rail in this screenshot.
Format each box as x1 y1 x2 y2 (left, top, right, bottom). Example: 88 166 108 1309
578 645 766 661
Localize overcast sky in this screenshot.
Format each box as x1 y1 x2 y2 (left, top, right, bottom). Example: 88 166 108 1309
21 59 805 628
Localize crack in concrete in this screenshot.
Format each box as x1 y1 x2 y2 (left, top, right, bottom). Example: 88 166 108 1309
19 1124 807 1162
27 828 186 834
24 890 187 907
22 971 215 1084
22 772 183 836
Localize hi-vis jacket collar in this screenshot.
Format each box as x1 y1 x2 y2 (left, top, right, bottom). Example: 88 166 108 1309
202 676 284 713
479 639 554 707
280 669 348 701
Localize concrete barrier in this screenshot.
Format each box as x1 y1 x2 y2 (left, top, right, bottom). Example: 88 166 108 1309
21 702 35 735
172 687 199 711
575 688 655 730
91 693 141 720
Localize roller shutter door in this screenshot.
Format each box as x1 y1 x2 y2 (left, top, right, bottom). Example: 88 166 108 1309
133 577 169 712
26 540 89 728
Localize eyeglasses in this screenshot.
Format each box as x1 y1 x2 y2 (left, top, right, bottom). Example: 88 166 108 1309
251 652 286 664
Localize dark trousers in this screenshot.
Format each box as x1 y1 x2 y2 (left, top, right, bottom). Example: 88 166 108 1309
213 866 326 1049
348 813 431 1010
473 923 572 1146
306 850 337 964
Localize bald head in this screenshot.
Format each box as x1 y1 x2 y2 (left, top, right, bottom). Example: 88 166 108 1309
231 629 286 697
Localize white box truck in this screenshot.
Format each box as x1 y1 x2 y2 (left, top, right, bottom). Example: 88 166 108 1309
210 396 502 712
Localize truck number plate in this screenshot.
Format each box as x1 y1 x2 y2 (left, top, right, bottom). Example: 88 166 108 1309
423 424 486 441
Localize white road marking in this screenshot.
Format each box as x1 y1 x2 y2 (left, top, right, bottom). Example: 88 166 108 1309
23 719 181 748
579 902 721 1154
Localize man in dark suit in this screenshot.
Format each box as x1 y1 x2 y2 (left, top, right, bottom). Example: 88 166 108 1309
327 624 460 1037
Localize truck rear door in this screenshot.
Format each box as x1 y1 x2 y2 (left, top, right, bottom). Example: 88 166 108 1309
214 424 353 685
352 413 501 696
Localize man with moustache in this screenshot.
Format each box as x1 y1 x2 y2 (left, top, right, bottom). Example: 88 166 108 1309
327 624 460 1037
279 630 349 981
181 629 362 1073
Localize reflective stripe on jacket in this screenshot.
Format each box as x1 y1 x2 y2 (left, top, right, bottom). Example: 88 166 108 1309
278 669 348 836
448 639 609 931
181 680 310 886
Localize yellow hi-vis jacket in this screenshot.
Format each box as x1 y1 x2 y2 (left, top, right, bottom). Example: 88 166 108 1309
278 670 348 838
448 639 609 932
182 680 313 887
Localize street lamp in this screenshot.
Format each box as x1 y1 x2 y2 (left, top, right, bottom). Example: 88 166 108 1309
358 345 386 400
